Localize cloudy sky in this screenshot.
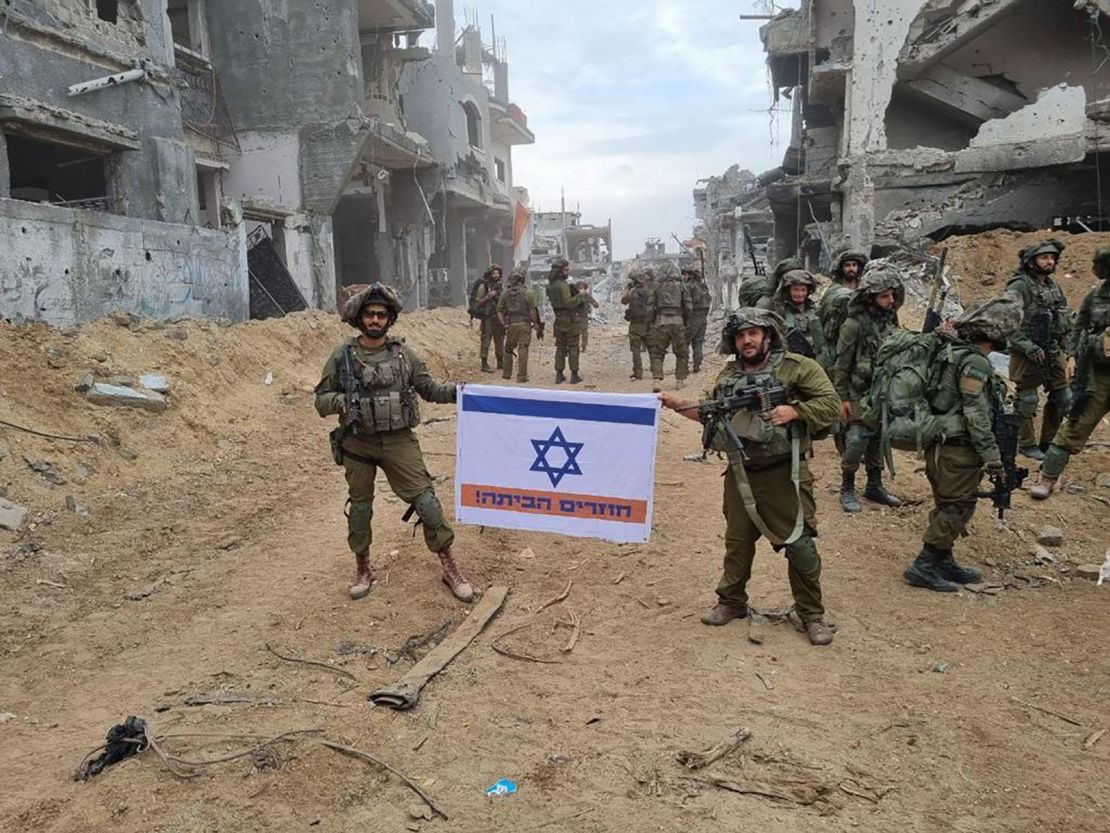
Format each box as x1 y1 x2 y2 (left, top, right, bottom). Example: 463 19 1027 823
474 0 793 259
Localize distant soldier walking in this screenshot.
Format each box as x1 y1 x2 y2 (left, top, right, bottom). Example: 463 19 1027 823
649 262 691 386
472 265 505 373
1006 240 1073 461
1032 249 1110 499
621 265 655 380
546 257 588 384
576 280 601 353
315 283 474 603
684 266 713 372
497 267 543 383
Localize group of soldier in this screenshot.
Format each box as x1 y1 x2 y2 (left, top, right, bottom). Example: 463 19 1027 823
314 239 1109 649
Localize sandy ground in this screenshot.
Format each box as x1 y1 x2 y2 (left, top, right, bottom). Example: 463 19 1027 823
1 293 1109 833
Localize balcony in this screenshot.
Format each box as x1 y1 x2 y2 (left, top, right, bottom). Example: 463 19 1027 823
489 101 535 146
358 0 435 33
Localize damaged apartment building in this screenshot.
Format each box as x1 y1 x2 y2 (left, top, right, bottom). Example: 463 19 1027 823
0 0 534 324
529 209 613 282
726 0 1110 269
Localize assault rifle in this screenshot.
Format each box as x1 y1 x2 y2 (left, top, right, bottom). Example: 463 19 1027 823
785 327 816 359
976 411 1028 520
1068 333 1093 422
1027 309 1054 355
922 248 949 334
339 347 363 436
691 384 794 459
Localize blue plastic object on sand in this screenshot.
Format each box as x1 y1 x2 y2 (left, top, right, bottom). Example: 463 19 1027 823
485 779 518 798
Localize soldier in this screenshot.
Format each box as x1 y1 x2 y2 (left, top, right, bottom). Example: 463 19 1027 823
576 280 601 353
771 269 826 360
314 283 474 603
658 309 839 646
497 267 542 383
473 265 505 373
1006 240 1074 461
683 266 713 372
1032 248 1110 499
738 257 800 308
649 261 692 386
834 265 904 512
903 296 1023 592
621 265 655 380
545 257 588 384
818 249 869 371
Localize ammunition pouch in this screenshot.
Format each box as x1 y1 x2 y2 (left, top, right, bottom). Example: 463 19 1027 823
329 426 346 466
1090 327 1110 366
361 391 419 434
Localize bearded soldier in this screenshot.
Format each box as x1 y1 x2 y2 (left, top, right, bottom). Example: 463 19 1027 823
1006 240 1074 461
314 283 474 603
834 265 904 512
649 261 692 386
903 296 1022 592
497 267 542 383
770 269 826 360
474 264 505 373
683 266 713 373
1032 248 1110 499
545 257 588 384
621 265 655 380
818 249 868 372
659 309 839 646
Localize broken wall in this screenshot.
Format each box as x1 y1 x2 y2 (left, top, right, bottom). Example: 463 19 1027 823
0 197 248 324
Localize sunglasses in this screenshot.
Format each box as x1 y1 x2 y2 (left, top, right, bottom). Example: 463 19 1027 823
362 310 391 321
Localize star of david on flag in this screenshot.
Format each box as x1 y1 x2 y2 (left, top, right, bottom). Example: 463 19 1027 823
455 385 661 543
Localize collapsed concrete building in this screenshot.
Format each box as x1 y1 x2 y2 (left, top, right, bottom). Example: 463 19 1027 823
736 0 1110 268
529 209 613 281
0 0 534 324
692 165 773 294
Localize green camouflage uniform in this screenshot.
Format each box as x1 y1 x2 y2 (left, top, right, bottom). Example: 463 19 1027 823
1006 241 1073 451
685 273 713 372
475 268 505 368
771 270 826 361
498 275 538 382
706 315 840 621
649 265 692 381
315 337 456 556
1041 252 1110 480
737 257 800 309
621 270 655 380
818 250 869 374
547 268 588 378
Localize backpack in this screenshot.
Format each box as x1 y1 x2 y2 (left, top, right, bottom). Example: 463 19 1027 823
467 278 488 319
655 278 684 313
625 286 653 323
860 330 972 472
817 285 852 372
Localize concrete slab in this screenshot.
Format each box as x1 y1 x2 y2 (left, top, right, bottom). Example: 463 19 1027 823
0 498 28 531
86 384 168 413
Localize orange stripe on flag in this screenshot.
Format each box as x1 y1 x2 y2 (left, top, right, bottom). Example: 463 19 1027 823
461 484 647 524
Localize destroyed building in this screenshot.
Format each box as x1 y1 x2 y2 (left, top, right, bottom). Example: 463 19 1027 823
529 209 613 281
728 0 1110 268
692 165 772 290
0 0 535 324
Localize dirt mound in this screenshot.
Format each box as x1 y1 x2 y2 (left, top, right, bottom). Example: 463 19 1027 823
934 229 1110 306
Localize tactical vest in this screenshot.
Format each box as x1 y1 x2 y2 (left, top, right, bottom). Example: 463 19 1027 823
625 285 654 323
352 341 420 433
690 282 712 314
780 305 825 360
655 278 684 314
502 285 532 322
1082 284 1110 366
847 311 897 399
546 277 574 316
1008 271 1070 351
711 354 808 463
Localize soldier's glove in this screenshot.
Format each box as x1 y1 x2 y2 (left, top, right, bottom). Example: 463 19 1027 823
1028 347 1046 364
983 458 1004 472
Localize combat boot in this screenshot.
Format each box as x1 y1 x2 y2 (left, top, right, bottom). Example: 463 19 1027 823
933 547 982 585
1030 476 1057 500
496 358 504 370
840 473 861 513
555 371 566 384
903 546 959 592
804 619 834 646
863 468 902 507
481 359 494 374
570 373 583 385
349 552 374 600
437 546 475 603
700 603 747 626
1019 445 1045 462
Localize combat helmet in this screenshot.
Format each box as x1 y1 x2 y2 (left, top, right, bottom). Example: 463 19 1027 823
831 249 870 283
508 266 527 285
771 257 803 283
1093 248 1110 280
549 256 570 273
483 264 504 281
773 269 818 306
953 295 1023 350
657 261 681 280
719 307 786 355
849 263 905 312
342 281 403 326
1020 238 1066 265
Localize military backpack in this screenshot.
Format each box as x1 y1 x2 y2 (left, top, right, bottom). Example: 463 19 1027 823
625 286 654 323
467 278 489 320
655 278 684 313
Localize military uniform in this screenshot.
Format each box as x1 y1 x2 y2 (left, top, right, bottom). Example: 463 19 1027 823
546 259 588 383
684 269 713 372
649 264 692 383
771 270 826 361
475 266 506 372
739 257 800 309
1006 240 1073 457
817 250 869 374
1034 249 1110 497
315 283 473 602
682 309 839 645
833 266 904 511
621 268 655 380
497 269 539 382
903 296 1022 591
577 282 601 353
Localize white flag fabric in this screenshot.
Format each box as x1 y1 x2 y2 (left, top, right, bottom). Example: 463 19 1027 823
455 384 661 543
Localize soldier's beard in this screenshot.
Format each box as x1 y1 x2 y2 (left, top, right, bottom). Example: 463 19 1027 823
1033 262 1056 276
360 322 391 340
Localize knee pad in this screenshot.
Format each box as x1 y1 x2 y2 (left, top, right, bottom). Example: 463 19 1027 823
1016 389 1039 418
411 490 445 530
347 499 372 549
784 536 820 574
1047 386 1072 413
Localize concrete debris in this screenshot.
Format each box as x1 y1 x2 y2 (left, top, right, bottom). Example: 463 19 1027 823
1075 564 1103 581
139 374 171 393
65 495 90 517
1037 527 1065 548
74 373 95 393
164 329 189 342
0 713 15 724
24 458 67 486
0 498 29 532
1031 546 1058 566
110 311 141 329
1096 473 1110 490
85 383 168 414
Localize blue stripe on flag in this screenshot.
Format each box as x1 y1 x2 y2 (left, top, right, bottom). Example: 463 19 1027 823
461 394 656 426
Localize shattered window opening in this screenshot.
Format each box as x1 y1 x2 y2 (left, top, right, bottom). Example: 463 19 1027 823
495 157 506 183
462 101 482 149
96 0 119 24
167 0 208 56
6 134 111 212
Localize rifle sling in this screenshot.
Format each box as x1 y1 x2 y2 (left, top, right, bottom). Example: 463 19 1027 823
725 431 805 547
